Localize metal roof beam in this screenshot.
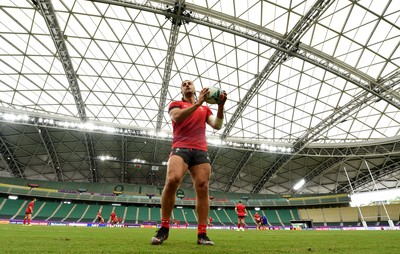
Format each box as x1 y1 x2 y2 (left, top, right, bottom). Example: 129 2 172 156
35 0 87 121
223 0 335 139
37 127 64 181
89 0 400 110
252 70 400 193
248 0 334 194
292 156 348 193
35 0 98 182
224 150 254 192
156 0 188 132
336 159 400 193
121 136 128 183
84 133 98 183
0 133 24 178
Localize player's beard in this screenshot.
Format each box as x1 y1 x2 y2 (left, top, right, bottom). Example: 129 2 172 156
183 90 196 102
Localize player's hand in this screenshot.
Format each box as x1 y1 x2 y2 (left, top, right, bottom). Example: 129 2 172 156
218 90 227 106
197 87 208 105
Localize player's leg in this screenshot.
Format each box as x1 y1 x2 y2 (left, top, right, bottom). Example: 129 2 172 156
151 155 187 245
27 214 32 225
23 214 27 225
190 162 210 226
189 162 214 245
161 155 188 222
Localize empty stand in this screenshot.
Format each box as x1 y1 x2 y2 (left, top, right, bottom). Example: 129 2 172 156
33 201 59 221
277 209 295 226
79 204 101 222
340 207 359 226
172 208 185 224
137 206 149 223
264 209 282 226
323 207 341 226
0 199 28 219
63 203 88 222
183 207 197 224
213 209 231 226
149 206 161 222
124 206 138 223
50 203 74 221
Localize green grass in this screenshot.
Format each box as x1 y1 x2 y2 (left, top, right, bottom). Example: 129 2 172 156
0 225 398 253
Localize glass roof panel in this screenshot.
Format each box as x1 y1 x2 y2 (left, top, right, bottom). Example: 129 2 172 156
0 0 398 144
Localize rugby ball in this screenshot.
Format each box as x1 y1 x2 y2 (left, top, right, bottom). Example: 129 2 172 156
205 86 224 104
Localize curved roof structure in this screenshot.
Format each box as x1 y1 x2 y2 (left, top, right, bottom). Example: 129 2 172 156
0 0 399 195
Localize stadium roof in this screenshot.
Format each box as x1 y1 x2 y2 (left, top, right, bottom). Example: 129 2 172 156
0 0 399 195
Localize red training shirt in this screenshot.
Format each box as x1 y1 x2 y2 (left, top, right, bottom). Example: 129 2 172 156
236 203 246 217
168 100 212 151
26 201 35 213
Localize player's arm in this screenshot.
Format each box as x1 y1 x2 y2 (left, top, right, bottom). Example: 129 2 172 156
170 88 209 122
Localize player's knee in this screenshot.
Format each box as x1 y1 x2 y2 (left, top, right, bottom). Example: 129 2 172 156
165 175 182 189
195 180 209 195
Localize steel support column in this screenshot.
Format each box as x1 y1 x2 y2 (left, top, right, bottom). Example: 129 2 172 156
0 134 23 178
224 150 254 192
37 127 64 181
35 0 98 182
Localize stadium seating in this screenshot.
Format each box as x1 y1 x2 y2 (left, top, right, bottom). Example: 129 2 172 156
172 208 185 224
33 201 58 221
50 202 74 221
1 199 25 219
63 203 89 222
183 207 197 224
211 208 234 226
264 209 282 226
80 204 101 222
149 206 161 222
277 209 295 225
137 206 149 223
1 176 398 228
323 207 342 226
124 206 138 223
340 206 359 226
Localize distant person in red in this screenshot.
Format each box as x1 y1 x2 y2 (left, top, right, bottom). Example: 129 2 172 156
235 201 248 231
96 210 104 223
117 216 123 224
23 198 36 226
208 216 213 227
254 212 261 230
185 221 189 228
110 211 117 226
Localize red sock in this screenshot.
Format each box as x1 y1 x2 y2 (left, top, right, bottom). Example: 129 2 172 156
198 224 207 235
23 219 26 224
238 223 240 228
161 218 170 229
28 219 30 224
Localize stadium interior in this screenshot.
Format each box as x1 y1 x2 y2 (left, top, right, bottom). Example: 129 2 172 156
0 0 400 229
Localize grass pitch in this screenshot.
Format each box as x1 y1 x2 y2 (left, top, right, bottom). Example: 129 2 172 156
0 224 398 253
